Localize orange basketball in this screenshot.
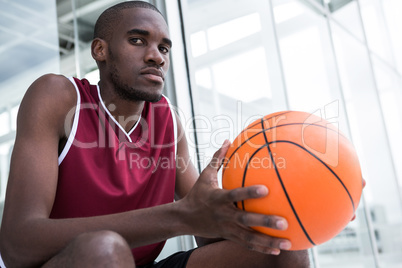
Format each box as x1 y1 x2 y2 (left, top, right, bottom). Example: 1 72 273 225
222 111 363 250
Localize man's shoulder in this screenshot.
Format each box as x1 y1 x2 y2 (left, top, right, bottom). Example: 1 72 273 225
35 73 71 87
28 74 75 98
20 74 78 124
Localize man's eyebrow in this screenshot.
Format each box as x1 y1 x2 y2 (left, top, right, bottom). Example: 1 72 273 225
163 38 172 48
127 28 150 36
127 28 172 48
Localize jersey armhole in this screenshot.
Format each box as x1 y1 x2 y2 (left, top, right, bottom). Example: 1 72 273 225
164 95 178 159
58 77 81 165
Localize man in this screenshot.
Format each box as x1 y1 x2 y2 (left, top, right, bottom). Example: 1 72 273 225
0 1 309 267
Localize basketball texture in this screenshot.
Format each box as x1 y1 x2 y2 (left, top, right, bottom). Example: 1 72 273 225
222 111 363 250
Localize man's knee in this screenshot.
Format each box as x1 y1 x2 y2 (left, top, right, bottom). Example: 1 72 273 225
43 230 135 267
75 230 133 259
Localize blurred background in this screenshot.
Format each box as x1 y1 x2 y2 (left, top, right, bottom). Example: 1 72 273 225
0 0 401 267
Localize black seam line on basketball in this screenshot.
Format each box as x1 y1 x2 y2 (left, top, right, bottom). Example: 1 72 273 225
223 123 330 169
271 140 356 212
224 111 292 165
243 111 292 133
240 144 269 211
260 118 316 247
223 122 345 169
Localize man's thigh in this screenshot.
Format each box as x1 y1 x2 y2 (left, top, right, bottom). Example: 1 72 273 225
186 240 310 268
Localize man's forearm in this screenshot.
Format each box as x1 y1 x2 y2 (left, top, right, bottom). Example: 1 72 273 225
0 200 188 267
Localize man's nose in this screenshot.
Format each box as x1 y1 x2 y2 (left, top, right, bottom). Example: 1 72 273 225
144 46 165 66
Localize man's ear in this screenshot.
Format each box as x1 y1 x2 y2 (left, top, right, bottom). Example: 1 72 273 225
91 38 107 62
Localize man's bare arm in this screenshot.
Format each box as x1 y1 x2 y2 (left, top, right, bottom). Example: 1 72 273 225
0 75 187 267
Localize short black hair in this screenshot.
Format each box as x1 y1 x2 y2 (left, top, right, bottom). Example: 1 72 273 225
93 1 163 41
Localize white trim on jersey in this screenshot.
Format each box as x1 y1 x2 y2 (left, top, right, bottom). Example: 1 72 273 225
96 84 141 143
58 79 177 161
0 253 6 268
164 95 178 159
58 77 81 165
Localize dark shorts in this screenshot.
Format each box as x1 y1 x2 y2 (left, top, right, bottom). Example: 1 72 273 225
139 249 196 268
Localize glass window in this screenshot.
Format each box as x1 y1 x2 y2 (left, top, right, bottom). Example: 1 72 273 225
331 18 402 267
182 0 288 167
273 0 377 266
373 57 402 188
274 0 339 113
0 0 60 215
0 142 13 201
0 111 9 137
180 0 402 267
382 0 402 74
329 0 365 43
359 0 398 70
57 0 121 79
10 105 19 132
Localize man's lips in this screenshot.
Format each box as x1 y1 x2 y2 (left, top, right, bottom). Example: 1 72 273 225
140 67 164 83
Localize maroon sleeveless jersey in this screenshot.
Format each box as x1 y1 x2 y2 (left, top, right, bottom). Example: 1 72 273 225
50 77 177 265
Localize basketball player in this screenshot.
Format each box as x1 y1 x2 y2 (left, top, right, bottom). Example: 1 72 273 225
0 2 310 267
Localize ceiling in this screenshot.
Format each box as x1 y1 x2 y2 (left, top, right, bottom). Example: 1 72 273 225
0 0 354 87
56 0 121 56
0 0 120 106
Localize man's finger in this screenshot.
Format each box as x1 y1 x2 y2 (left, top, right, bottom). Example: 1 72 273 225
226 185 268 203
229 227 292 254
235 210 288 231
208 140 231 170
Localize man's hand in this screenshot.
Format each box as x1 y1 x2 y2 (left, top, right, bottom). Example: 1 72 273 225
179 140 291 255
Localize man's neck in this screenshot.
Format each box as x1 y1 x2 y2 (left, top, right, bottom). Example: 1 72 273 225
98 82 144 133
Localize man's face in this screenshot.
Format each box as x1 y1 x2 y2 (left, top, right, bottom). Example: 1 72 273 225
106 8 171 102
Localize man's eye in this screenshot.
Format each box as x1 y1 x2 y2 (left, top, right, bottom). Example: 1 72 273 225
130 38 143 45
160 46 169 54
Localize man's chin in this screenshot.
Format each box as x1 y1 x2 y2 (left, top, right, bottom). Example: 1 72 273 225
148 94 163 103
132 92 162 103
120 87 163 103
134 85 163 103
